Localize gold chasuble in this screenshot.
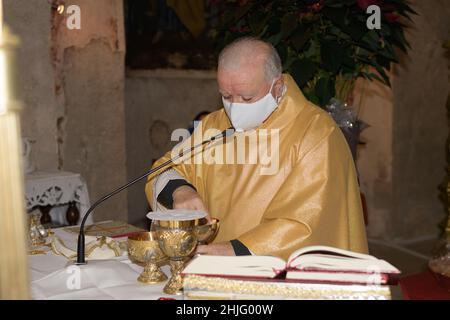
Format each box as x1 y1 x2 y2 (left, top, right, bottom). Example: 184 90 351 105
146 74 368 260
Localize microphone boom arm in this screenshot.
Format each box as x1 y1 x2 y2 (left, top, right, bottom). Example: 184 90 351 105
76 127 234 264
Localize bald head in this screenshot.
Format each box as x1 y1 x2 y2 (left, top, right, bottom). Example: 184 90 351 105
217 37 284 106
218 37 282 82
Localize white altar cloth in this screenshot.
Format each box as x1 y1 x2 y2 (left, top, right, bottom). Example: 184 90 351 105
30 228 178 300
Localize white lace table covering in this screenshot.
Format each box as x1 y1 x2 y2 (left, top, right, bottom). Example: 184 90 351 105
25 170 92 224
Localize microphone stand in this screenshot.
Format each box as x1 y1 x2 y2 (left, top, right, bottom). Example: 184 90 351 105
76 127 235 264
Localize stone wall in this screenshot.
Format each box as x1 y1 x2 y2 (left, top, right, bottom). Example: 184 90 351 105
4 0 59 170
354 78 394 238
356 0 450 240
391 0 450 239
54 0 127 222
125 69 221 227
4 0 128 222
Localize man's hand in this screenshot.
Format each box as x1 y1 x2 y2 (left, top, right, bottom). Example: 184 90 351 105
195 242 235 256
172 185 210 219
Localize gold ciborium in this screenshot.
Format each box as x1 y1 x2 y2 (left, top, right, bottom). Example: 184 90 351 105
151 219 199 295
195 218 220 245
127 231 168 284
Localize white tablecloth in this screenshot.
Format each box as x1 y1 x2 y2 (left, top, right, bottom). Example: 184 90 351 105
30 228 179 300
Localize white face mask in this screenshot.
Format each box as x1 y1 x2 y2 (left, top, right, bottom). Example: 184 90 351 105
222 80 278 132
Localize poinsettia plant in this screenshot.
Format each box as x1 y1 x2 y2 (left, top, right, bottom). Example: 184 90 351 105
214 0 416 107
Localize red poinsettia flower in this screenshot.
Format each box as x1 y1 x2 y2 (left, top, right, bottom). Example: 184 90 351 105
239 26 251 33
308 0 325 13
385 11 400 22
382 3 397 11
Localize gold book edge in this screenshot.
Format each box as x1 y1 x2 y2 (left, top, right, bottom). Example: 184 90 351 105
183 275 392 300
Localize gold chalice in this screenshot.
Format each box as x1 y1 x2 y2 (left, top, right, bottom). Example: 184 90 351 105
127 231 168 284
151 219 199 295
195 218 220 245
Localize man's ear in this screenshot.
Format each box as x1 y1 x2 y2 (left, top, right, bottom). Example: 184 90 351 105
273 77 284 99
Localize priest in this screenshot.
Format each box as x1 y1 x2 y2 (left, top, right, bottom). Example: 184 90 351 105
146 37 368 260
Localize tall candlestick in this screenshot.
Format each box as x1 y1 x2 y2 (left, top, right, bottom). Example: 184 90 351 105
0 0 30 299
0 0 4 115
0 0 3 41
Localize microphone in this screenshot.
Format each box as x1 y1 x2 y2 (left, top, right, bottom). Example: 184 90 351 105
76 127 235 264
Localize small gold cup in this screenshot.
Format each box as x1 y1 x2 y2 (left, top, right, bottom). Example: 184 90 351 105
127 231 168 284
151 219 199 295
195 218 220 245
28 211 46 247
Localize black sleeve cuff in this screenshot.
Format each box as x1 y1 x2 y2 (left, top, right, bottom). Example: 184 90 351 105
230 239 251 256
156 179 196 209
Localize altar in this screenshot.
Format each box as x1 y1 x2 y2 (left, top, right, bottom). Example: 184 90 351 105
29 227 178 300
29 223 403 300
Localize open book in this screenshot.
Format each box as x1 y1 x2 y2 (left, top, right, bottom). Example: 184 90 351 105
63 220 145 238
182 245 401 285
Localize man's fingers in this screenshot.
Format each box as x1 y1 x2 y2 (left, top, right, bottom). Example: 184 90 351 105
193 243 236 256
195 244 209 255
173 197 208 212
173 200 205 211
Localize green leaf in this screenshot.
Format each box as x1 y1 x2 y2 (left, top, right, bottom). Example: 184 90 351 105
289 25 311 52
376 55 391 69
303 38 320 61
391 26 410 50
265 17 282 46
248 12 269 35
341 46 356 70
304 90 320 106
322 7 346 29
315 76 336 107
360 30 381 52
373 65 391 87
267 33 284 47
281 13 298 39
290 59 317 87
233 3 255 23
322 6 366 41
321 40 345 73
366 72 385 83
345 17 367 41
277 44 288 67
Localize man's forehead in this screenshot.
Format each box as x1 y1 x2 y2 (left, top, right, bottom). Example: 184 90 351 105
217 66 266 92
